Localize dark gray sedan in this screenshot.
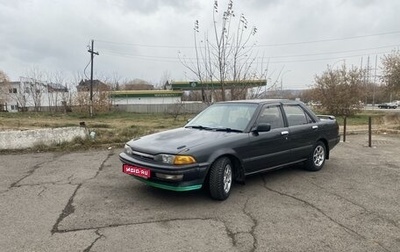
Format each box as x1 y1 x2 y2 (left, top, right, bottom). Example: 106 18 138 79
120 99 340 200
378 103 397 109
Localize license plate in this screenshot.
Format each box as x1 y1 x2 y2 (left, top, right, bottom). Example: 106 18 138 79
123 164 151 179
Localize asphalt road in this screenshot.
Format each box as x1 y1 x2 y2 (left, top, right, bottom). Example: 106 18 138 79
1 134 400 252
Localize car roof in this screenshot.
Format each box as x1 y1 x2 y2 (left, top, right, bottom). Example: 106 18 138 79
217 99 299 105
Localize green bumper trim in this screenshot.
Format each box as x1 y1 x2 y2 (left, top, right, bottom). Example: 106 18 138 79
135 177 202 192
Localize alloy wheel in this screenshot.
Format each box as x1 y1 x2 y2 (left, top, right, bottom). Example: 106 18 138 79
223 164 232 194
313 145 325 167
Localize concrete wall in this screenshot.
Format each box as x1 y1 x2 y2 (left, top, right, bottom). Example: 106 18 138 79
0 127 87 150
113 103 208 114
112 96 181 105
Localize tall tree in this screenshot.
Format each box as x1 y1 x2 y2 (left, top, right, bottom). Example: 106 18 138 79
381 50 400 97
158 70 171 90
47 71 69 112
23 67 47 111
180 0 263 102
0 70 11 110
313 64 365 116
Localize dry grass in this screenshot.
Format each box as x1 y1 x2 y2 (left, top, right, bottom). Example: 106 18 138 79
0 111 194 152
340 112 400 134
1 110 399 152
0 112 189 131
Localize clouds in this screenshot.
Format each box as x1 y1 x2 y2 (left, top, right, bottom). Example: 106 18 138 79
118 0 200 14
0 0 399 88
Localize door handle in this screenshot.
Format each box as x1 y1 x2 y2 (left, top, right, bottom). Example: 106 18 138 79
312 125 318 130
281 131 289 136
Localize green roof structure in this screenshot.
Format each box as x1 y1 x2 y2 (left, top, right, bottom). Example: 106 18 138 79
170 80 267 91
110 90 183 98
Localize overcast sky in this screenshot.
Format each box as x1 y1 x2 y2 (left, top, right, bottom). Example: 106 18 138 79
1 0 400 89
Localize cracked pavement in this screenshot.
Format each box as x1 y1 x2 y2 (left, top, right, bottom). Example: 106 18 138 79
1 134 400 251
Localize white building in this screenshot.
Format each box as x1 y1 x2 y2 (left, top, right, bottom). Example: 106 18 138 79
4 77 69 112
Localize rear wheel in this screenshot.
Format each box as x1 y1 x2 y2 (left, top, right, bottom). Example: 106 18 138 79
304 141 326 171
208 157 233 201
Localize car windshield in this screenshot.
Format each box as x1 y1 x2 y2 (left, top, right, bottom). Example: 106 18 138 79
185 103 258 131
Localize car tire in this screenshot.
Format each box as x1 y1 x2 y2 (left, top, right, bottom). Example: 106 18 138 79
208 157 233 201
304 141 326 171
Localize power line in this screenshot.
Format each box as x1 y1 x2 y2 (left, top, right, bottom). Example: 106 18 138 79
96 40 192 49
95 30 400 49
256 31 400 47
99 44 398 64
261 44 399 59
267 52 389 64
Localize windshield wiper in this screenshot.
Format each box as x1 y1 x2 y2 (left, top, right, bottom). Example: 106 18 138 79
215 127 243 133
186 125 243 133
185 125 213 130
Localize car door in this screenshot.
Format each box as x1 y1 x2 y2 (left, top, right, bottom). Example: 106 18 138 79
283 104 319 162
241 104 290 175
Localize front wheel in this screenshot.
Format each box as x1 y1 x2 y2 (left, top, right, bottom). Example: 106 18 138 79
304 141 326 171
208 157 233 201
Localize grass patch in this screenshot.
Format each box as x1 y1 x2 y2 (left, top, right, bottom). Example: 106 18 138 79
0 111 194 153
3 110 394 153
336 111 386 126
0 111 192 130
90 123 111 128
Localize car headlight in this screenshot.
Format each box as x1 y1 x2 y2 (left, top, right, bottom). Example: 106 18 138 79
155 154 196 165
124 144 133 155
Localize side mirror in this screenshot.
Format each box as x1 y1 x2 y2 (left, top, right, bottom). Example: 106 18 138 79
252 123 271 134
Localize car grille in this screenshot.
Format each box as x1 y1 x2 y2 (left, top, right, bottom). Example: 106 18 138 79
131 150 155 161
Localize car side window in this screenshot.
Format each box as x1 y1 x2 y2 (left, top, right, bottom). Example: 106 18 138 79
283 105 313 126
257 105 284 129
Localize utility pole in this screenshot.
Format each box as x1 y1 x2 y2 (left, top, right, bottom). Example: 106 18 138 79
88 39 99 117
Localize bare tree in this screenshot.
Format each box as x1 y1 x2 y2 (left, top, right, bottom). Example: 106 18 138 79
0 70 11 111
312 64 365 116
381 50 400 99
22 67 48 111
110 71 122 91
158 70 171 90
47 71 70 112
180 0 265 102
121 79 154 90
72 72 112 113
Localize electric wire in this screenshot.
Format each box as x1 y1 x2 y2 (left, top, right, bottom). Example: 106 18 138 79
99 44 398 64
83 59 91 79
93 31 399 74
95 30 400 49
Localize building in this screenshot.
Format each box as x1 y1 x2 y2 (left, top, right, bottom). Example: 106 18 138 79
76 79 109 92
4 78 69 112
169 80 267 101
169 80 267 91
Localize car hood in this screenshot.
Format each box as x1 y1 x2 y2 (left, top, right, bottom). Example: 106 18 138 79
127 127 242 154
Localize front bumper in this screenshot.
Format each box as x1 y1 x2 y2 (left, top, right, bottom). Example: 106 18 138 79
119 152 209 191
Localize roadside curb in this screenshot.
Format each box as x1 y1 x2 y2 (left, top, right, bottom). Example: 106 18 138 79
0 127 88 150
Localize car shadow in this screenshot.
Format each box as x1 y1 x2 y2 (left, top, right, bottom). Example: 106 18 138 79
243 163 305 184
129 163 306 203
